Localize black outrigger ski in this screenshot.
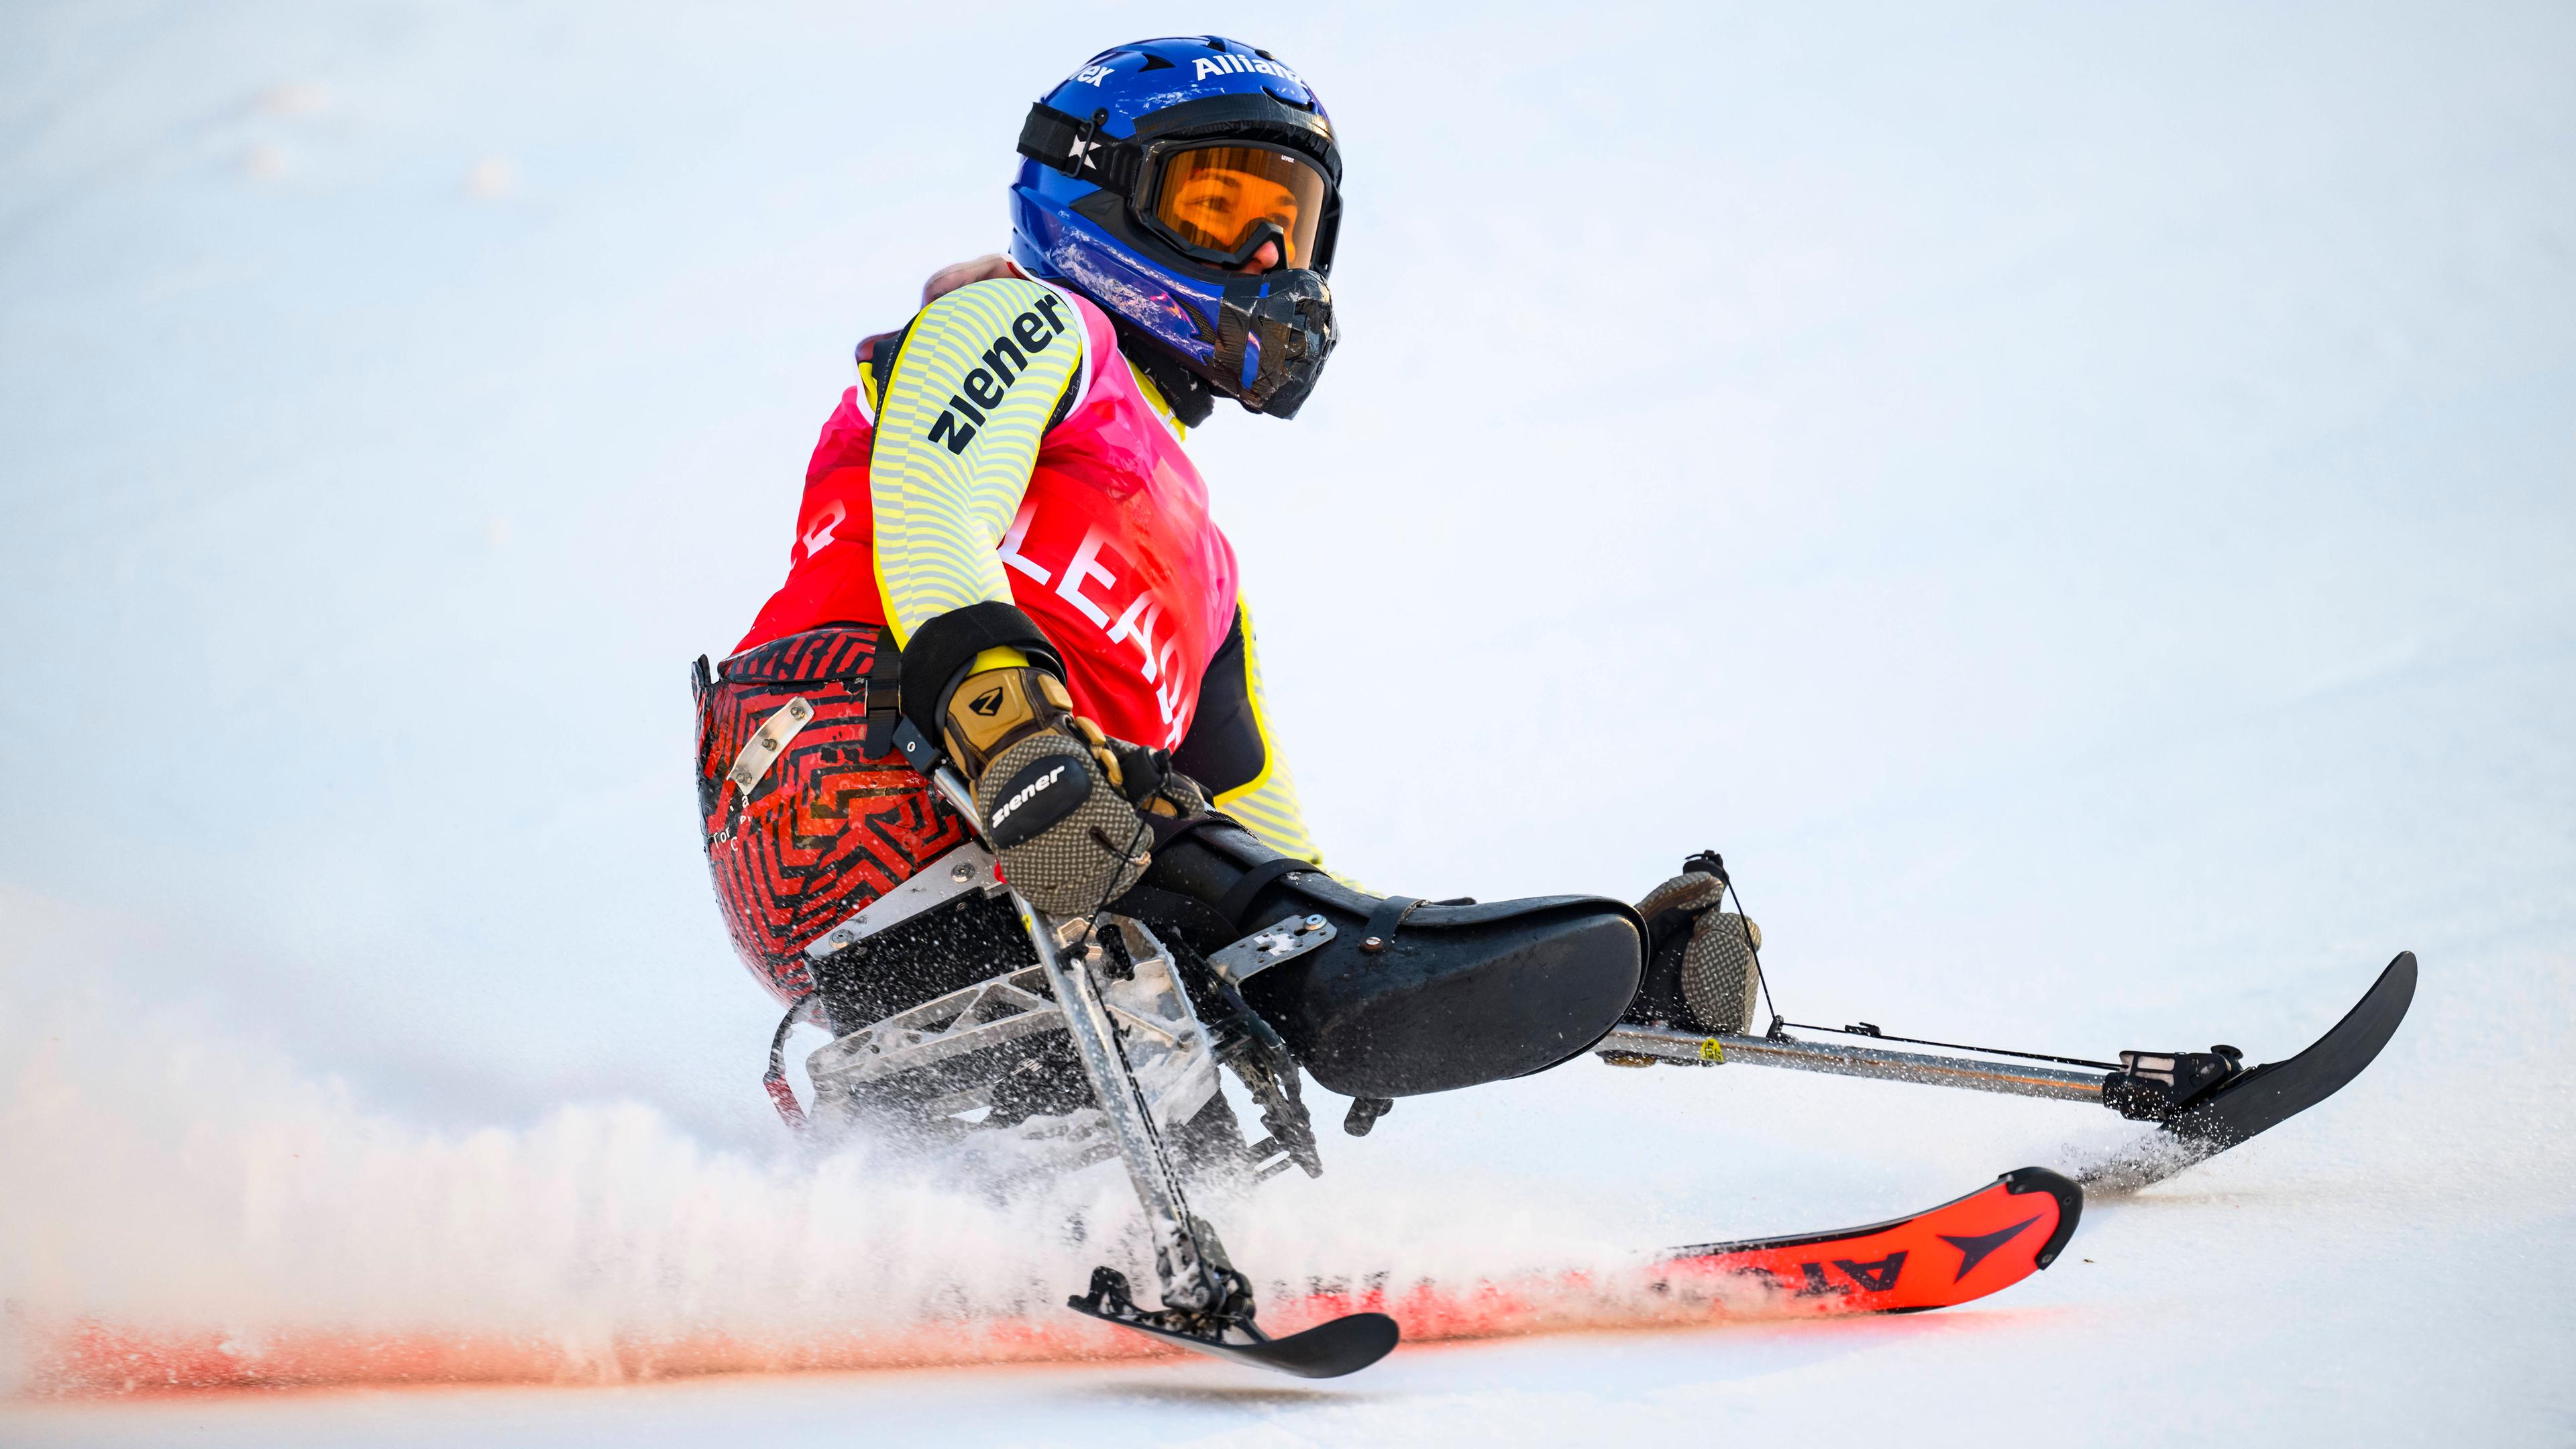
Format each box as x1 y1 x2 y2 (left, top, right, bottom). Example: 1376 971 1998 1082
1068 1266 1399 1378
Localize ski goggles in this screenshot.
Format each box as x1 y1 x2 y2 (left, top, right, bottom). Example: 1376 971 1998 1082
1020 99 1342 274
1137 143 1331 270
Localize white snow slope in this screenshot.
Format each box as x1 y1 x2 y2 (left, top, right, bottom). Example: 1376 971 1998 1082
3 2 2572 1444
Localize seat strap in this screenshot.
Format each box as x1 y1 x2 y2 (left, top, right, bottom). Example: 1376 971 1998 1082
861 645 904 759
1361 896 1425 949
1216 856 1313 930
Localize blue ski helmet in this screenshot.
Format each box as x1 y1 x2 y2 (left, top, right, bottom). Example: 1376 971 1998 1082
1010 36 1340 423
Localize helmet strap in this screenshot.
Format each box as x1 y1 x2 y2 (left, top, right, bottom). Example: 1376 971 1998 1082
1019 103 1140 189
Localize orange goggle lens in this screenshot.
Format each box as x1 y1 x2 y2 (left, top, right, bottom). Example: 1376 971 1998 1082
1148 145 1328 267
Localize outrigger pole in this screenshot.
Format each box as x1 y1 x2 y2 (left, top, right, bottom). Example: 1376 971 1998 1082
1623 851 2238 1120
1600 945 2422 1200
1597 1024 2111 1104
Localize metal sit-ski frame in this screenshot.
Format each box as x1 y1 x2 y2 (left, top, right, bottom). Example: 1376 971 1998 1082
788 751 1397 1377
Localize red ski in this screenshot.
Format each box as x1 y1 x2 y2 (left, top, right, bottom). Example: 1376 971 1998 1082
1649 1165 2080 1313
1258 1167 2082 1346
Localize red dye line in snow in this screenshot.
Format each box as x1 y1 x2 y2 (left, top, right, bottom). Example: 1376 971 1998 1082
18 1171 2073 1397
11 1269 1843 1398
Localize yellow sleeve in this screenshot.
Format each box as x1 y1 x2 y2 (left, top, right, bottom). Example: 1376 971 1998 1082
868 278 1086 645
1179 600 1326 867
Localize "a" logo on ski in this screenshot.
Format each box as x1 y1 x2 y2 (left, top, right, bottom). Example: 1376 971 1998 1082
1790 1251 1907 1296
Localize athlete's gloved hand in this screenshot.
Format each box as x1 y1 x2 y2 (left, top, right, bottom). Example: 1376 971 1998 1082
1635 868 1764 1035
941 659 1207 916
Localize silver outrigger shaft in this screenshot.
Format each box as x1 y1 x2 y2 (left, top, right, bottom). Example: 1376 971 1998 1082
1596 1023 2112 1102
1014 885 1222 1311
916 760 1397 1375
1607 849 2249 1128
917 760 1222 1311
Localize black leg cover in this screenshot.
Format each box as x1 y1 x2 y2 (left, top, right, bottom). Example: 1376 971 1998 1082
1119 821 1644 1098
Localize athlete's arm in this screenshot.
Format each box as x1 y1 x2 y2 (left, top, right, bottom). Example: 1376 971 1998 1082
868 276 1089 692
1172 601 1326 867
865 277 1206 911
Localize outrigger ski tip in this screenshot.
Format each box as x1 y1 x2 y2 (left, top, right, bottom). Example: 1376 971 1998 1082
1069 1267 1401 1378
2075 949 2416 1191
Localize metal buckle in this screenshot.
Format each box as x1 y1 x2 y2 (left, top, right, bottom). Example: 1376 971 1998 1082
725 696 813 793
802 841 1002 959
1208 914 1336 985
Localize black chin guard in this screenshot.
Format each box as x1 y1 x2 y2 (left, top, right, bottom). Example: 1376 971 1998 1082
1216 271 1336 419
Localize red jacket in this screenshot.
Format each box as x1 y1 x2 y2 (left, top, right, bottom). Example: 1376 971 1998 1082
737 292 1237 753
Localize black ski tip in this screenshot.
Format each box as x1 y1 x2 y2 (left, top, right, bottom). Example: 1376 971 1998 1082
2167 949 2418 1152
2369 943 2411 1000
1998 1166 2084 1269
1224 1311 1401 1379
1065 1282 1401 1379
2073 950 2422 1194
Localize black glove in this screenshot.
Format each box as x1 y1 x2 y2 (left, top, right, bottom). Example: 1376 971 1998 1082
940 661 1205 916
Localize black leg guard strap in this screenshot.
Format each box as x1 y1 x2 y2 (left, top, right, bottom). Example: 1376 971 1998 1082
1360 896 1424 948
1216 855 1317 930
